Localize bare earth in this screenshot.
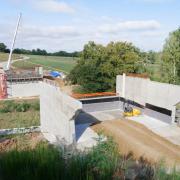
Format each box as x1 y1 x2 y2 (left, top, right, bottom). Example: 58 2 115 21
92 119 180 167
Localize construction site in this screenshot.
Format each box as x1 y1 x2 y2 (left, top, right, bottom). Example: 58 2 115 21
1 57 180 166
0 14 180 178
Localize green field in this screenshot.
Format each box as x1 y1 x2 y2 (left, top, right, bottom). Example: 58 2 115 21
0 99 40 129
13 55 78 73
0 52 21 62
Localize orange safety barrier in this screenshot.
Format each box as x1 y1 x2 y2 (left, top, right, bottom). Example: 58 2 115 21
71 92 116 99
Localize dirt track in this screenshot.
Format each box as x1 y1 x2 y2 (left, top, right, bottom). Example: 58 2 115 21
92 119 180 167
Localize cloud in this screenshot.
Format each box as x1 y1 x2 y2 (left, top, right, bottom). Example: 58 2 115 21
19 25 80 40
0 19 164 52
33 0 74 13
99 20 161 33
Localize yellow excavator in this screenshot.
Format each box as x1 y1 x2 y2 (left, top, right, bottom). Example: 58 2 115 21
123 100 141 117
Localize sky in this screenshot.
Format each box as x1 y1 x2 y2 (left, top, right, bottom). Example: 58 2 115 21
0 0 179 52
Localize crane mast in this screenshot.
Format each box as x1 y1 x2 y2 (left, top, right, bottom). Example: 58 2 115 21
6 13 21 70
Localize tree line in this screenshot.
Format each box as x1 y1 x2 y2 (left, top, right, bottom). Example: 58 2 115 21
0 43 80 57
68 27 180 92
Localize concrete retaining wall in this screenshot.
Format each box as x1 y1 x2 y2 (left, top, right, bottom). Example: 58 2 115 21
147 81 180 110
116 75 180 122
116 75 150 106
7 82 41 98
40 82 82 145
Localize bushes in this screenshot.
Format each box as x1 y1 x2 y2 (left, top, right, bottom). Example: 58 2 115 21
0 138 121 180
68 41 143 93
0 100 40 113
0 137 180 180
1 137 179 180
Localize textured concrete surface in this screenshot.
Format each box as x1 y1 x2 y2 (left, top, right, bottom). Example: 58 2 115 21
116 75 180 123
40 82 82 145
116 75 180 111
116 75 149 106
75 123 99 150
7 82 41 98
83 101 122 112
82 101 172 124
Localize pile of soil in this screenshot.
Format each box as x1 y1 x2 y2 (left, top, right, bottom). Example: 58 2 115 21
92 119 180 167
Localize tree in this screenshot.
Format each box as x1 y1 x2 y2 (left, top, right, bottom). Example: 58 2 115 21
162 28 180 84
0 43 7 52
146 51 157 64
68 41 142 92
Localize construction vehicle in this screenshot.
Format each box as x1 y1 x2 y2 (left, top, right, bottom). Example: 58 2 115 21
123 100 141 117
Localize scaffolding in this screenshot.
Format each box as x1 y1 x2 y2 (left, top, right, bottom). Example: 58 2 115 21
6 70 43 83
0 69 7 99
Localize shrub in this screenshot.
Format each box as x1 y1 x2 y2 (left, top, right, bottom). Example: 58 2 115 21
0 101 14 113
16 103 30 112
0 100 39 113
0 137 179 180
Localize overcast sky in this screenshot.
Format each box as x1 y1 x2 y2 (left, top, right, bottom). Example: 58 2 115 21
0 0 179 52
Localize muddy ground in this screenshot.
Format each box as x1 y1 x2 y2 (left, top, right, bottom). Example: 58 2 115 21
92 119 180 167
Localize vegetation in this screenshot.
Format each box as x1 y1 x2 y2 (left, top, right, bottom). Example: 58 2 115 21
69 28 180 93
162 27 180 84
0 136 179 180
0 99 40 129
69 41 144 92
13 55 77 73
0 43 10 53
0 42 80 57
13 48 80 57
0 52 21 62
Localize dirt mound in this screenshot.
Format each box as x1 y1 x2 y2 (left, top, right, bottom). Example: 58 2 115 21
92 119 180 167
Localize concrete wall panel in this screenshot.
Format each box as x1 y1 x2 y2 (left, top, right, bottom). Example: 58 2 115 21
7 82 41 98
40 82 82 145
116 75 180 111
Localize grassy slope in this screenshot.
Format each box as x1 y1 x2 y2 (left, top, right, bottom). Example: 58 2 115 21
0 52 21 62
0 99 40 129
13 55 78 73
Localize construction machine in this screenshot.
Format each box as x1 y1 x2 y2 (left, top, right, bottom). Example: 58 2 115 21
123 100 141 117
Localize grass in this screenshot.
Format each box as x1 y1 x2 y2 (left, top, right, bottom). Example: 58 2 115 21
0 136 179 180
0 132 43 152
0 52 21 62
176 103 180 109
0 99 40 129
13 55 78 73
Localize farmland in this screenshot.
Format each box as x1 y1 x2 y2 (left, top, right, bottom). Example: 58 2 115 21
0 52 21 62
13 55 78 73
